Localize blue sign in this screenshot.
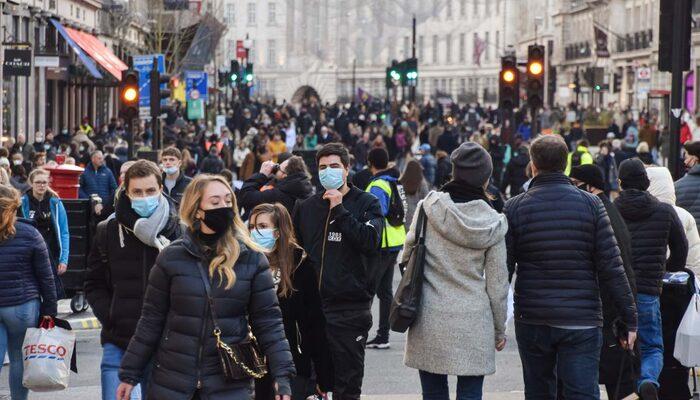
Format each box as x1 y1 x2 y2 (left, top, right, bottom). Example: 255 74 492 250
133 54 165 113
185 70 208 102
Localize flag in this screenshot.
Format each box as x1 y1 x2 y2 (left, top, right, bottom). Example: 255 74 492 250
594 26 610 58
356 87 372 104
473 34 486 66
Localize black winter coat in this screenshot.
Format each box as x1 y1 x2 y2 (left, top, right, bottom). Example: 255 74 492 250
85 211 181 350
162 172 192 209
239 172 314 220
504 173 637 330
675 165 700 228
200 155 225 174
501 150 530 198
0 220 57 316
119 230 295 400
614 189 688 296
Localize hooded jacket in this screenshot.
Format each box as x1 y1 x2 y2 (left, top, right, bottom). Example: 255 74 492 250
239 172 314 220
614 188 688 296
647 166 700 276
675 165 700 227
501 149 530 197
20 192 70 266
403 192 508 376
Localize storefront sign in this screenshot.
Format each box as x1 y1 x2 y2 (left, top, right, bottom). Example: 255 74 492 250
3 49 32 76
34 56 60 68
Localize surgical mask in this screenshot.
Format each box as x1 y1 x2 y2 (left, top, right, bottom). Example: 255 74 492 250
164 166 179 175
319 167 344 190
44 144 51 150
13 160 22 166
251 228 277 250
201 207 235 235
130 195 159 218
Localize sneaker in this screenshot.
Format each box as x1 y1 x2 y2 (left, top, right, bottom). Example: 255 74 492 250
366 336 390 349
638 381 659 400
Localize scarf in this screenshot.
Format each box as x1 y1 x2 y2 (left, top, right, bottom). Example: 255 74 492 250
440 180 491 205
112 193 172 251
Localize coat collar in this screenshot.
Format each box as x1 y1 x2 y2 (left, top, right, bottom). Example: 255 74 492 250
530 172 573 188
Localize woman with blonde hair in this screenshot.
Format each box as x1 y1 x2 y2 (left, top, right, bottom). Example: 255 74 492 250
117 174 295 400
19 168 70 299
0 184 57 400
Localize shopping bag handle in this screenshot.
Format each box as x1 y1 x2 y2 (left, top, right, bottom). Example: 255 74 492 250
39 317 55 330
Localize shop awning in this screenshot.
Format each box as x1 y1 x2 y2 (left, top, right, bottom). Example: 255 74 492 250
49 19 103 79
63 27 128 81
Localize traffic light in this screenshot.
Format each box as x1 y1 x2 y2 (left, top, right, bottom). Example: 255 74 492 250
659 0 692 72
149 57 171 119
230 60 240 84
573 70 581 94
613 72 622 93
244 63 254 85
403 58 418 87
388 60 401 87
498 55 519 110
526 44 545 109
119 68 139 118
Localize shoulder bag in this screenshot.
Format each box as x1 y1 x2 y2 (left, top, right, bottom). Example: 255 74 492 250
389 205 428 333
197 260 268 381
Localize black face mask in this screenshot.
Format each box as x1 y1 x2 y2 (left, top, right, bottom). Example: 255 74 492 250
200 207 235 235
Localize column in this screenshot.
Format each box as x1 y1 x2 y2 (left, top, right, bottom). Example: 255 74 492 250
37 19 47 135
27 16 36 140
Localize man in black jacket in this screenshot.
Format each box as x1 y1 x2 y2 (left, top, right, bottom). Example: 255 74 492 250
504 135 637 399
239 155 314 220
570 164 638 399
293 143 383 400
614 158 688 400
160 146 192 209
85 160 181 400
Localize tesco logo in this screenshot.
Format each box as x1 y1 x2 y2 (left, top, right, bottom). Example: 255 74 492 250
23 344 68 359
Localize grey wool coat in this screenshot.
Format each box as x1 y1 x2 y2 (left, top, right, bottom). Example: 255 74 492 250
403 191 509 376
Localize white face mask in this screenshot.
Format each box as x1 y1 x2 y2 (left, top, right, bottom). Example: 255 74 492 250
13 160 22 166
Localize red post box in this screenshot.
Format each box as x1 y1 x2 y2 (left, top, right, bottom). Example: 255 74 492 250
44 164 84 199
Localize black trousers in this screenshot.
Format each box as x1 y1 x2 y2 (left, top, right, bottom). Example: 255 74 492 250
373 251 398 340
325 309 372 400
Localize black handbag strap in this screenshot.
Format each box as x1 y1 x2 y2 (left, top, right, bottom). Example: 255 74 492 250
197 262 222 332
415 204 428 244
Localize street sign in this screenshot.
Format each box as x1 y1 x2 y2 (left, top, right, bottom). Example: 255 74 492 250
185 70 208 102
637 67 652 81
133 54 165 117
34 56 59 68
187 98 205 120
236 40 246 59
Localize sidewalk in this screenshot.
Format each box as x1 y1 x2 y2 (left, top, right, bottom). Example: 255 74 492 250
57 300 100 331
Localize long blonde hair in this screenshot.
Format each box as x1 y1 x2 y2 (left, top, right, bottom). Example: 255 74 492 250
179 174 260 289
0 184 20 242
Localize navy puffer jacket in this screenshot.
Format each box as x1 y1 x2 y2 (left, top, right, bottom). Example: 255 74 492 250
675 165 700 228
0 220 57 316
504 173 637 330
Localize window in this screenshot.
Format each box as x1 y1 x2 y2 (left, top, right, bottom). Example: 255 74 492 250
70 4 73 17
225 3 235 25
496 0 500 14
418 35 425 60
460 78 466 94
445 34 452 64
432 35 439 64
268 2 276 25
247 2 256 25
459 33 466 62
473 0 479 17
485 32 490 61
403 36 410 58
268 39 276 65
357 38 365 66
446 0 452 18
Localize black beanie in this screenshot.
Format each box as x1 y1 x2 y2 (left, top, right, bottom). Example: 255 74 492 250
570 164 605 191
619 158 650 190
367 148 389 170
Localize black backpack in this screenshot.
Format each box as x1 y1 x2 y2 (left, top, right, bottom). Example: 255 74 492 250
386 180 406 227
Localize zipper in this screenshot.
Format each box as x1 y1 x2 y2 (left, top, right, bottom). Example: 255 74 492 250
195 264 209 391
318 209 332 291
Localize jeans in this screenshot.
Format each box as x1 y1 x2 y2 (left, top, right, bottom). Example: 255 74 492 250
374 251 398 340
515 322 602 399
636 293 664 390
101 343 147 400
0 299 40 400
418 370 484 400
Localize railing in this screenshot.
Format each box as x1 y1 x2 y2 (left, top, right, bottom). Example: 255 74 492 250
615 29 653 53
565 41 591 60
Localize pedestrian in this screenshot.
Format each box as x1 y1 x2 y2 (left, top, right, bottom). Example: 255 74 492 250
0 184 57 400
85 160 181 400
437 127 459 155
160 146 192 208
116 174 295 400
504 135 637 399
614 158 688 399
501 143 530 198
293 143 384 400
434 150 452 189
365 148 407 350
418 144 437 188
675 141 700 227
20 168 70 299
233 140 252 177
200 145 225 174
565 139 594 176
595 141 620 198
404 142 509 400
79 150 118 218
400 159 430 228
636 142 655 165
248 203 332 399
569 164 638 399
267 131 288 163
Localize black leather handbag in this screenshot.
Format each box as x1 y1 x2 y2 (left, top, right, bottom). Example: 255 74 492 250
389 205 428 333
197 261 268 381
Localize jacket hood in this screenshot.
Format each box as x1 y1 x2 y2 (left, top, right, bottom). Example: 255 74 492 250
421 191 507 249
646 166 676 205
277 173 314 199
689 165 700 176
615 189 660 221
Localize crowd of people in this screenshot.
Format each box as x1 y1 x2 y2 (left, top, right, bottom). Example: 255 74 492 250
0 97 699 400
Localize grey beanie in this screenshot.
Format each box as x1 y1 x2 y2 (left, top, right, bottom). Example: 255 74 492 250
450 142 493 187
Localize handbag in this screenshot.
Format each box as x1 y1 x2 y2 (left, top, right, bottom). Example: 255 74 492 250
197 261 268 381
389 205 428 333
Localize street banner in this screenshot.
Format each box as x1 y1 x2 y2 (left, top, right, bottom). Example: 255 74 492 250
236 41 247 59
133 54 166 117
185 70 208 102
594 26 610 58
4 48 32 76
187 99 205 120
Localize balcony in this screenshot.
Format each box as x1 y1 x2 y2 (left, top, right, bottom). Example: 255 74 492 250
565 41 592 61
615 29 653 53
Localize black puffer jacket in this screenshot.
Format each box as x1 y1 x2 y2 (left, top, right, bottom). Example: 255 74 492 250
501 149 530 198
504 173 637 330
614 189 688 296
675 165 700 227
119 230 295 400
162 172 193 209
239 172 314 220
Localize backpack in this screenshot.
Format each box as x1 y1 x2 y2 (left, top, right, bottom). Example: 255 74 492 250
386 179 406 227
571 150 585 168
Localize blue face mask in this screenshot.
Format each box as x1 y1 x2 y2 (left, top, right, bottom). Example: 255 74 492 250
319 167 345 190
163 166 179 175
130 195 159 218
251 228 277 250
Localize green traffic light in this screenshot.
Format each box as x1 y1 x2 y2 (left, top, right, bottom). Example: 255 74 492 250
390 70 401 80
407 71 418 80
595 85 601 91
230 73 238 82
245 73 254 82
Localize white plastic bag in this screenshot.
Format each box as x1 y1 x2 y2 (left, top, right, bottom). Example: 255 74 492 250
674 287 700 367
22 319 75 392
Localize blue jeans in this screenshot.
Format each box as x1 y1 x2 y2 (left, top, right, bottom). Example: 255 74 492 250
515 322 602 399
101 343 147 400
418 370 484 400
636 293 664 390
0 299 40 400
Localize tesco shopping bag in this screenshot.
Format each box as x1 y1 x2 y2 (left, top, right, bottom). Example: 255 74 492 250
22 318 76 392
674 281 700 368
